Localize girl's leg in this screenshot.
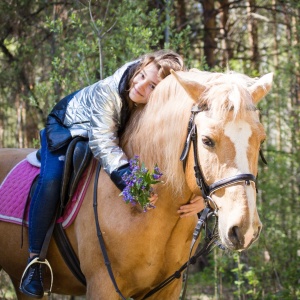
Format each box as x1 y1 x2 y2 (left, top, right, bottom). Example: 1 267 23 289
20 129 67 298
29 129 66 254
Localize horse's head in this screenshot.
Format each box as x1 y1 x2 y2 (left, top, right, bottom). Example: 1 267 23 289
123 69 273 252
172 69 273 251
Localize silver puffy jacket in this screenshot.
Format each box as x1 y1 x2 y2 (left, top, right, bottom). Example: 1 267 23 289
61 60 138 175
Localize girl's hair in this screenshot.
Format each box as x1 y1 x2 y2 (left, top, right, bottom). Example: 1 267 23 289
119 50 185 135
131 49 186 83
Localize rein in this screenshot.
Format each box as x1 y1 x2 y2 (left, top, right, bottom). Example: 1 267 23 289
93 162 216 300
93 162 127 300
142 207 221 300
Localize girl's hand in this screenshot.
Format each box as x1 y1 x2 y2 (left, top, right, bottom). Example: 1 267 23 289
177 195 205 218
145 193 158 210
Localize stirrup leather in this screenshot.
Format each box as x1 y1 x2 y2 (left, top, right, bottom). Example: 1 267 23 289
19 257 54 296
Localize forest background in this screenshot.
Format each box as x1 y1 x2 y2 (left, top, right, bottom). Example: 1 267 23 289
0 0 299 299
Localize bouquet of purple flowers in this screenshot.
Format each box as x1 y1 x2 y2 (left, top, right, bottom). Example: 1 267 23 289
120 156 163 212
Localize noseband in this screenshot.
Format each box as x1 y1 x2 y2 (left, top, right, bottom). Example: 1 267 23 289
180 105 261 212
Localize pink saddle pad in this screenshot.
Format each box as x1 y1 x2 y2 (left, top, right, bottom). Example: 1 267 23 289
0 158 95 228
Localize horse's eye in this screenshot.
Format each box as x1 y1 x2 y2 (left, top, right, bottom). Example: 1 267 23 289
202 136 215 147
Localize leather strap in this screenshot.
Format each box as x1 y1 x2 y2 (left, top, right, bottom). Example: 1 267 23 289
142 208 219 299
93 161 219 299
93 162 127 300
53 224 86 286
39 207 60 261
209 174 256 195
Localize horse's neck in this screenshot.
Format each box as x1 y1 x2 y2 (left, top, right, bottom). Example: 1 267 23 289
154 187 193 218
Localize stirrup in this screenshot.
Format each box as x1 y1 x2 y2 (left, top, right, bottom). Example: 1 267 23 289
19 257 54 296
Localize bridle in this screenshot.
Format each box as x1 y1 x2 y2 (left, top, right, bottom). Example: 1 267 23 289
178 104 264 299
180 105 259 213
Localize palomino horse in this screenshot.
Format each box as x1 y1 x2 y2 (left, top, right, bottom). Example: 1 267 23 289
0 69 273 299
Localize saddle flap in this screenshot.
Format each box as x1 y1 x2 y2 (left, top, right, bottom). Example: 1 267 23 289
69 141 93 198
60 137 92 208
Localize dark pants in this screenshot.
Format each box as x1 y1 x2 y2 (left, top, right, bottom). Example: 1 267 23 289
28 129 67 254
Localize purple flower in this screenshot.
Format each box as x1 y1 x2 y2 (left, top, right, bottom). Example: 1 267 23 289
122 187 135 204
120 156 163 212
152 173 161 180
154 165 161 174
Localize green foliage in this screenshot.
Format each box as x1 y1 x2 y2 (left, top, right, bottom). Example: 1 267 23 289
0 270 15 299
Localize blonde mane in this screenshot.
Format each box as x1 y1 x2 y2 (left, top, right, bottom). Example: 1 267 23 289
197 70 257 120
122 70 259 195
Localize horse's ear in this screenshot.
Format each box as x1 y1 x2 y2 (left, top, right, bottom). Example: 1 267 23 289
249 72 273 104
170 69 206 101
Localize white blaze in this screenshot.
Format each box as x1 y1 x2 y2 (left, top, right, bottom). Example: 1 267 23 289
224 120 251 173
224 120 256 246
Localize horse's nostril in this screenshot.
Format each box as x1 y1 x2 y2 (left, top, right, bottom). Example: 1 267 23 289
228 226 243 248
232 226 239 239
255 225 262 239
258 225 262 234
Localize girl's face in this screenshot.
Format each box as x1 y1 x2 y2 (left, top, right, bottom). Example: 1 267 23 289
129 63 160 104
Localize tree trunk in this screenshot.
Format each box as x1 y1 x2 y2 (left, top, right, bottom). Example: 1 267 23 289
201 0 217 68
218 0 232 68
246 0 260 71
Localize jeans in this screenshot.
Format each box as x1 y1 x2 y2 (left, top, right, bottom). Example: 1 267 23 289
29 129 67 254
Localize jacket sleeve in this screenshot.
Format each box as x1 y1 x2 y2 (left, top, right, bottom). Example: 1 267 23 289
88 69 130 175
